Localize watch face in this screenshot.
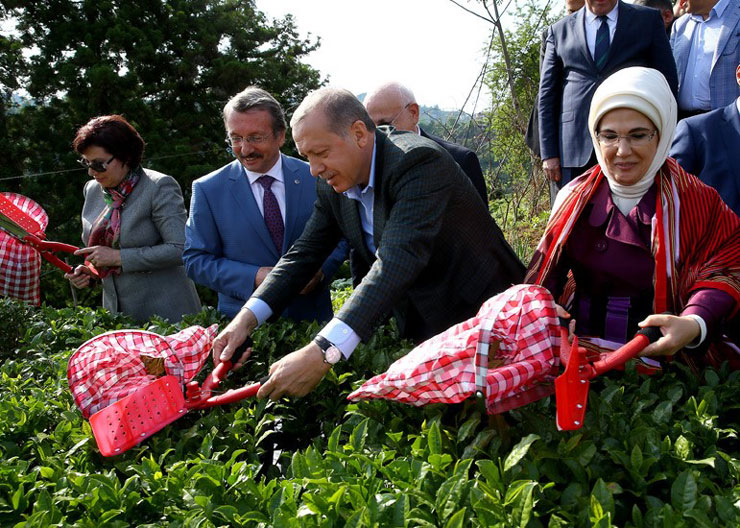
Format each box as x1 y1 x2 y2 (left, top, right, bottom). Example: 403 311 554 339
325 346 342 365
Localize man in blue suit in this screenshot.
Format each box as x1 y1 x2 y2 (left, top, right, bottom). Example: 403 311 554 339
538 0 678 188
184 87 346 320
670 0 740 120
670 63 740 215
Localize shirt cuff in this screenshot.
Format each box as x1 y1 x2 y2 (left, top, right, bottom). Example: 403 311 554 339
683 314 707 349
243 298 273 326
318 318 361 359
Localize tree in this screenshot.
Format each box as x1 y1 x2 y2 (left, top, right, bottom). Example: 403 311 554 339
450 0 559 260
0 0 323 306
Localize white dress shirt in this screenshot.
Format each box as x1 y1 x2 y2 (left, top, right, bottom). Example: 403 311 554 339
678 0 732 111
244 156 286 224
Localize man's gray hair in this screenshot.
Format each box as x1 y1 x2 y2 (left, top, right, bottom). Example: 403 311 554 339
223 86 287 134
291 87 376 136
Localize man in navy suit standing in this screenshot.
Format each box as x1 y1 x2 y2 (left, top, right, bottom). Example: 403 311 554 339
538 0 678 188
184 87 346 321
670 63 740 215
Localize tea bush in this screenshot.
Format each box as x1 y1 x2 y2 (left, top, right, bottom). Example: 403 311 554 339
0 299 738 527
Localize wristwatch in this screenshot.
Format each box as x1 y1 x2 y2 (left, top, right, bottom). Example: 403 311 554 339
314 335 342 365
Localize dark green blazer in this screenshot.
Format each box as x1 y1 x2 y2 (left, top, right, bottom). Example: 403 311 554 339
254 128 525 342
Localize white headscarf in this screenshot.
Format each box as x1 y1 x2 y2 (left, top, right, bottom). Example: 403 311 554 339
588 67 677 216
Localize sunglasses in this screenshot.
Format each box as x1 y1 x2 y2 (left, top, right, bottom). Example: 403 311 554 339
78 155 115 172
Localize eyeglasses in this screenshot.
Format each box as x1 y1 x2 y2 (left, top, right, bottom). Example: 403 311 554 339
78 156 115 172
595 130 658 147
225 134 272 148
376 103 411 127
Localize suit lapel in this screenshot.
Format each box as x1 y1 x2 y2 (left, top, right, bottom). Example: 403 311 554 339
607 2 629 69
281 154 307 251
575 9 595 69
372 131 387 250
341 197 374 262
675 18 697 84
228 161 280 259
712 4 740 71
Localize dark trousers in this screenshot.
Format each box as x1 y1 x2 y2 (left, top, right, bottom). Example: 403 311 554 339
551 150 598 201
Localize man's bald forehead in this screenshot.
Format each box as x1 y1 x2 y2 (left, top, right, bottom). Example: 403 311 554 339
365 82 415 107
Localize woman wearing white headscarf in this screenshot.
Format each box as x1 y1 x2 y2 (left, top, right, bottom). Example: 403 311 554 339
526 67 740 365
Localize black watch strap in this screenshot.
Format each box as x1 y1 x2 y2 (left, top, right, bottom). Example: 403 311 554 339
314 335 333 352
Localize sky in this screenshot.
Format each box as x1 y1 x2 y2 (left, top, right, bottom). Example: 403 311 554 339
255 0 496 112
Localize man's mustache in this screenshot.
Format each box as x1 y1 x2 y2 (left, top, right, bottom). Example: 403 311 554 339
239 152 263 160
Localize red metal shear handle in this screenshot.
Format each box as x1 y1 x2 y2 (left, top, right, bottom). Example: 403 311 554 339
592 326 663 376
185 359 268 410
555 325 662 431
23 234 78 273
22 233 100 277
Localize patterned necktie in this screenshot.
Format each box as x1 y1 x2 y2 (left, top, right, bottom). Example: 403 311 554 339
257 175 284 252
594 16 610 70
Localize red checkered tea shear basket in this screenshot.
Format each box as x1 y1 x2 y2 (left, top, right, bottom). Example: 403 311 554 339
348 284 661 430
0 193 49 304
68 326 266 455
0 192 99 304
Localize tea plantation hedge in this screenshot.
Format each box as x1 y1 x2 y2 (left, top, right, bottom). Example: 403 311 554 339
0 297 739 527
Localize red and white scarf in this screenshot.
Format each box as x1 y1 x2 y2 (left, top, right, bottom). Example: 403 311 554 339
526 159 740 330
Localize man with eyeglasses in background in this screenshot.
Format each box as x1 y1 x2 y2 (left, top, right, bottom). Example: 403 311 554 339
184 86 347 321
364 82 488 204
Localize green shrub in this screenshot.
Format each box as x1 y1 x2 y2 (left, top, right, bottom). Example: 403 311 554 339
0 299 738 526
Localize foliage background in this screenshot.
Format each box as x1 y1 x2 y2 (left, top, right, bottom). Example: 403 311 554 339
1 299 739 526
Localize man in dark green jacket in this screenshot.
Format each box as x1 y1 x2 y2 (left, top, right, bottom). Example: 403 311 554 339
213 87 524 399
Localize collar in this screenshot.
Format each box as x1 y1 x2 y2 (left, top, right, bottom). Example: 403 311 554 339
244 155 283 185
585 2 618 24
690 0 729 21
344 138 377 200
588 178 656 227
736 97 740 116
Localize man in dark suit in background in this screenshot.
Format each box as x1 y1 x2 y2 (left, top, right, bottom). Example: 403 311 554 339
538 0 678 188
525 0 585 205
364 81 488 204
670 63 740 215
213 87 525 399
632 0 675 33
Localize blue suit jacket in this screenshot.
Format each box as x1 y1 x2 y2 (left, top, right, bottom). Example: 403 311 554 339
670 100 740 215
671 0 740 111
539 2 678 176
183 154 346 320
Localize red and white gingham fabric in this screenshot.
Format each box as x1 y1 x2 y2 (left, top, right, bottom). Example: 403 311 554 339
0 193 48 305
67 324 218 418
348 284 562 414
